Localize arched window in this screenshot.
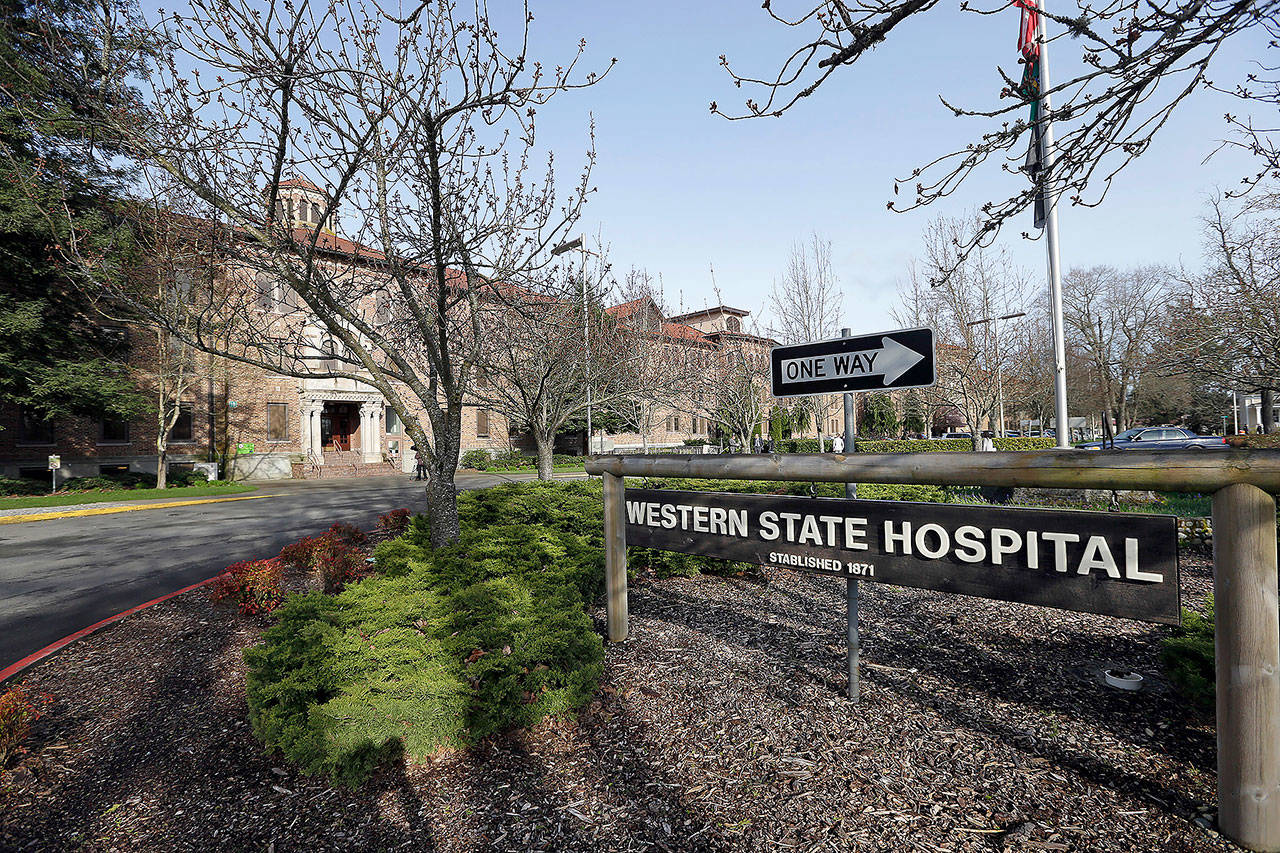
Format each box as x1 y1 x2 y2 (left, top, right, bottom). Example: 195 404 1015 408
311 202 322 224
726 316 741 333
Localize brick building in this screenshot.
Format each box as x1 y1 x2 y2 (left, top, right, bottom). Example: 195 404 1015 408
1 180 829 483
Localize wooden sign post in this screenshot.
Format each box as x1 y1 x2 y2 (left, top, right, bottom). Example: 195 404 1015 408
586 449 1280 851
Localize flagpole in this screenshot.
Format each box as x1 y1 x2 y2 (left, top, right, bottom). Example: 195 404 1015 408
1036 0 1071 449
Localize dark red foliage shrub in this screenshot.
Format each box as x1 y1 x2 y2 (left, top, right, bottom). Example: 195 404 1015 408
314 537 365 594
326 522 367 545
0 684 48 766
376 508 411 534
210 559 285 615
278 536 325 569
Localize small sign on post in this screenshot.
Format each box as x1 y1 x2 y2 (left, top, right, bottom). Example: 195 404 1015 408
771 327 936 397
47 454 61 494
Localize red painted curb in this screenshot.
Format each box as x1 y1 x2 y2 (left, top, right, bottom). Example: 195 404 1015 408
0 573 225 684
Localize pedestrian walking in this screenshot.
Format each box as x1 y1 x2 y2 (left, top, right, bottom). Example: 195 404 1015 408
410 444 428 480
832 434 845 454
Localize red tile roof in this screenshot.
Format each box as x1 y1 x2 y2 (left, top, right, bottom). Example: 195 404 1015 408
661 322 708 342
605 297 649 318
276 177 323 192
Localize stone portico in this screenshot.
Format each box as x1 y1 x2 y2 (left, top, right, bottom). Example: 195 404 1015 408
299 380 387 471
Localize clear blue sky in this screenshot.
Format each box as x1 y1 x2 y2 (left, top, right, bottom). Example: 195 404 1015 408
509 1 1269 332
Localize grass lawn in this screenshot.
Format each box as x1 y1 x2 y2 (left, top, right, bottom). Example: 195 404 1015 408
0 482 257 510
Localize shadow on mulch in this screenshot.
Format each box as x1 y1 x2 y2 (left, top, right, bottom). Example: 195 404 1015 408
632 566 1216 823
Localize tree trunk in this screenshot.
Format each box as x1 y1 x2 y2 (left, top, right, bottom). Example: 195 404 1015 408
157 442 168 488
425 467 460 545
532 427 554 481
421 418 462 547
1263 389 1274 434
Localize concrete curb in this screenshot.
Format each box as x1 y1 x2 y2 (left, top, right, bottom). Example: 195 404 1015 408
0 493 277 525
0 572 228 684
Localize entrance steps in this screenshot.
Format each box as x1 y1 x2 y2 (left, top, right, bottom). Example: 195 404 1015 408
299 451 401 479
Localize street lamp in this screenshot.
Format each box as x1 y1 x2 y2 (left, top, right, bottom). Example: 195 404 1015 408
966 310 1026 438
552 235 594 454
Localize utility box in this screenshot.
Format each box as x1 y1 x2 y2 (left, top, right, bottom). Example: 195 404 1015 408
193 461 219 482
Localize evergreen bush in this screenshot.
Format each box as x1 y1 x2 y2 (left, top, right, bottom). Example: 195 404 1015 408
0 478 46 496
459 449 493 469
1162 598 1216 711
245 482 606 785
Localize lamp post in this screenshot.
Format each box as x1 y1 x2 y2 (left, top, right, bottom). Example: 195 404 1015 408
966 311 1026 438
552 235 594 453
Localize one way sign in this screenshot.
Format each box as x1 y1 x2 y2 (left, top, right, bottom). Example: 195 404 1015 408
770 327 936 397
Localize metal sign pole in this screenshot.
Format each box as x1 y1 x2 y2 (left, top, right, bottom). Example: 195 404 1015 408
841 328 860 703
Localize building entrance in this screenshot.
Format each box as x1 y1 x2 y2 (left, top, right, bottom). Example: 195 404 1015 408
320 401 360 452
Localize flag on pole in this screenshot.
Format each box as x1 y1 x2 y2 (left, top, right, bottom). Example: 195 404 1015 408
1014 0 1046 229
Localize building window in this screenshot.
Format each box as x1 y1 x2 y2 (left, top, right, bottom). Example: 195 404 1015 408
99 416 130 444
267 403 289 441
726 316 741 332
171 404 194 442
18 407 54 444
476 408 490 438
673 415 681 432
386 406 403 434
311 202 322 223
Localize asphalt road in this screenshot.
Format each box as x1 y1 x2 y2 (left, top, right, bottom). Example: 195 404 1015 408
0 472 581 671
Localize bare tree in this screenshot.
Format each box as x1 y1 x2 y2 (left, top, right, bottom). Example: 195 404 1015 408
1062 265 1170 431
703 336 772 449
769 232 843 450
26 0 612 544
895 216 1031 446
713 0 1278 270
1154 194 1280 430
600 269 714 452
472 253 704 478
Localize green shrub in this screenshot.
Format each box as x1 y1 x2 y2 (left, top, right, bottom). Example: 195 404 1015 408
245 482 606 785
1162 597 1216 711
61 471 158 491
993 437 1057 451
167 468 211 487
633 477 950 504
459 449 583 471
460 449 493 469
0 478 46 496
856 438 971 453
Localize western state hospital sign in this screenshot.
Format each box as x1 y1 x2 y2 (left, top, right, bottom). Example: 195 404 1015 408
625 489 1180 624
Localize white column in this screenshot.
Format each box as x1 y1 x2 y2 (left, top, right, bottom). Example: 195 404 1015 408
361 402 381 462
309 403 324 463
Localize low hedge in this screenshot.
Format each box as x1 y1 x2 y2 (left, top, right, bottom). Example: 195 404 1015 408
631 477 950 505
245 482 608 785
459 449 582 471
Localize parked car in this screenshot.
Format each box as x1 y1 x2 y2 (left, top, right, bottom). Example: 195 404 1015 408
1077 426 1228 451
940 432 972 439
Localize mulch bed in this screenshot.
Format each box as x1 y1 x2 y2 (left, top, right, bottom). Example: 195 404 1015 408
0 545 1235 852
